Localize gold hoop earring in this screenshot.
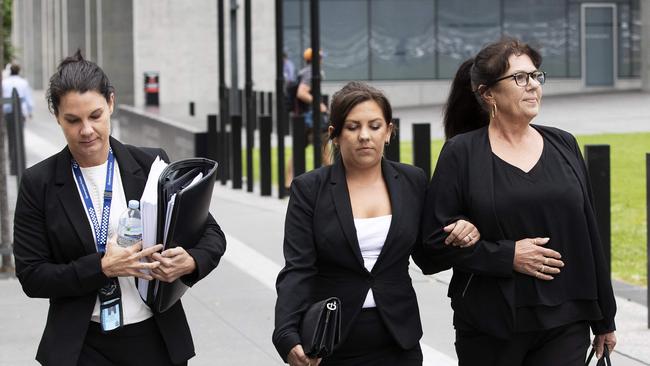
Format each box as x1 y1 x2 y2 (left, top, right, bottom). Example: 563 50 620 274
491 103 498 120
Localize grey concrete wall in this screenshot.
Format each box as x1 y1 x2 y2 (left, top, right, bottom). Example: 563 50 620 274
66 0 86 55
101 0 134 105
116 105 202 160
132 0 276 108
133 0 219 107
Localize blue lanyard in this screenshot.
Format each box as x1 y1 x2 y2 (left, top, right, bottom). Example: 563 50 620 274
71 149 115 253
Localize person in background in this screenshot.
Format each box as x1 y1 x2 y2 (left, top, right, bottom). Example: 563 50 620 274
273 81 481 366
3 63 33 119
421 37 617 365
3 63 34 172
13 50 227 366
285 48 331 189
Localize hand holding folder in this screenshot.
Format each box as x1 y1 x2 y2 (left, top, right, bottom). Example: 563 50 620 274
139 157 218 313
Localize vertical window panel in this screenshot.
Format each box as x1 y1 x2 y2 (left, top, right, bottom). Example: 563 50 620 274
437 0 501 78
370 0 435 80
320 0 369 80
503 0 569 77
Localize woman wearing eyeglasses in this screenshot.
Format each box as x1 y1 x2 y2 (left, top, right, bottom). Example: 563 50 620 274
421 37 617 365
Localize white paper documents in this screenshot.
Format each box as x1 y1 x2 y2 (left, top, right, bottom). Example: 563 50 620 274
137 156 168 300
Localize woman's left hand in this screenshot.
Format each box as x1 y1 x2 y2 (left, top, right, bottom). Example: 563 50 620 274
150 247 197 283
593 331 617 359
443 220 480 247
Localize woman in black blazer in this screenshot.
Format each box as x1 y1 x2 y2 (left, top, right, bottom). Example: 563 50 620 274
273 81 480 366
421 38 617 365
13 51 226 366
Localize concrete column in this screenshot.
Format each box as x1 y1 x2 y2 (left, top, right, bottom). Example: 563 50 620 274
642 0 650 92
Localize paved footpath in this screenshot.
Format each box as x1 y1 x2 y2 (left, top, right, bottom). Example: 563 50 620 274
0 91 648 365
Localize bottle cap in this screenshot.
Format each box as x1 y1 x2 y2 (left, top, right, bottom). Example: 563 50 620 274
128 200 140 209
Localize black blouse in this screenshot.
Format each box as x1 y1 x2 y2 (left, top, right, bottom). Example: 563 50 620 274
491 138 602 332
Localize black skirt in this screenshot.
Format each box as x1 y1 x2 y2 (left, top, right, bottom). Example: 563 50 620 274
321 308 422 366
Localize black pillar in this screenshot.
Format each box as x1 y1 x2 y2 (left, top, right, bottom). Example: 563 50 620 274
275 0 287 198
260 116 272 196
412 123 431 178
385 118 400 162
230 0 240 114
585 144 611 276
310 0 322 168
189 101 195 116
218 0 230 184
245 0 254 192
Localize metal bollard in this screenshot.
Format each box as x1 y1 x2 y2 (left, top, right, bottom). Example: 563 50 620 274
585 144 611 276
260 116 272 196
412 123 431 178
292 115 306 178
231 115 243 189
207 114 218 161
385 118 400 162
246 92 256 192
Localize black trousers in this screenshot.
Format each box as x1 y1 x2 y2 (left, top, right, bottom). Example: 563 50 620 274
455 321 590 366
321 308 422 366
78 318 186 366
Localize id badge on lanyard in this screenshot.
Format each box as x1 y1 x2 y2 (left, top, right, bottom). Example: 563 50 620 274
72 149 124 333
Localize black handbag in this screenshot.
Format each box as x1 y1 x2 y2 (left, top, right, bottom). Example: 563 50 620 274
300 297 341 358
585 345 612 366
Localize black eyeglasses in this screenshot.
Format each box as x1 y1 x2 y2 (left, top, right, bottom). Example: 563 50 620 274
491 70 546 87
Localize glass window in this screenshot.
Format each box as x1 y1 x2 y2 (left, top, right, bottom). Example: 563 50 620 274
320 0 369 80
503 0 569 78
369 0 435 80
619 0 641 77
437 0 501 78
567 3 581 78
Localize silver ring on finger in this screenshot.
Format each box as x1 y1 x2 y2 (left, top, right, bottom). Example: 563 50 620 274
466 234 472 242
540 264 545 273
544 257 549 265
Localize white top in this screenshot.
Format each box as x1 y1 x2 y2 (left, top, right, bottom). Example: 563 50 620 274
2 75 33 116
73 159 153 324
354 215 392 308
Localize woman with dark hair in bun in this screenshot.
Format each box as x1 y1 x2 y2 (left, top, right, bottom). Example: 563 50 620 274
13 50 226 366
421 38 617 365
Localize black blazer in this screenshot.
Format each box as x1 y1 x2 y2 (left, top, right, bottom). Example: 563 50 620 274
13 137 226 365
272 157 437 361
421 125 616 339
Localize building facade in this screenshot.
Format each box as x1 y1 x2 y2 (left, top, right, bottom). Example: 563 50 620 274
12 0 648 109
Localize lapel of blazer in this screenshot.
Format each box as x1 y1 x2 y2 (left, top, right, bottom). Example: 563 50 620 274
372 159 401 272
55 147 97 254
109 137 148 203
329 157 365 268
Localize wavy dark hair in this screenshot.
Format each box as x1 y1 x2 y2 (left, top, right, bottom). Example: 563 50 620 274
443 37 542 139
46 49 115 116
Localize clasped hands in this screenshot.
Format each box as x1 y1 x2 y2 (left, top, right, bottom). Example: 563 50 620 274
513 237 564 280
100 236 196 283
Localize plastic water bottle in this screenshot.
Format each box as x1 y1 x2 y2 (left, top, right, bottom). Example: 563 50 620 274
117 200 142 247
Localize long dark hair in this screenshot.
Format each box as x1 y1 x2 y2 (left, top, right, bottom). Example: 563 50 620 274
46 49 115 116
443 37 542 139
